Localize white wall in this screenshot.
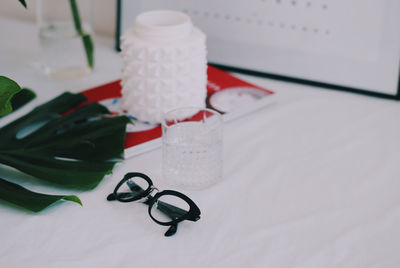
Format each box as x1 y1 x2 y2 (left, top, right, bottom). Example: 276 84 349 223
0 0 116 37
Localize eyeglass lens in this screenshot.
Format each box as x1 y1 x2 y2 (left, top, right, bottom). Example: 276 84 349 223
116 176 150 201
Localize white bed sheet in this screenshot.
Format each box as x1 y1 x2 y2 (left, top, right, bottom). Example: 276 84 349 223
0 18 399 268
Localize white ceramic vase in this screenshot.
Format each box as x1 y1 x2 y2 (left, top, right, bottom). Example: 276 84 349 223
120 10 207 123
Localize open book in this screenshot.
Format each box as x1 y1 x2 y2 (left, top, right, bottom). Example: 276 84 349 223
81 66 275 158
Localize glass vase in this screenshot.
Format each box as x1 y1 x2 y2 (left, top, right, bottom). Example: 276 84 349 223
37 0 94 80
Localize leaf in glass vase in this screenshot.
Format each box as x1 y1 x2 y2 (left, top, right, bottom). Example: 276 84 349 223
18 0 27 8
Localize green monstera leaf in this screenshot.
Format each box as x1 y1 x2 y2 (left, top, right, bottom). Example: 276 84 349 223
0 92 131 212
0 178 81 212
8 88 36 113
0 76 21 116
0 92 130 189
0 76 36 117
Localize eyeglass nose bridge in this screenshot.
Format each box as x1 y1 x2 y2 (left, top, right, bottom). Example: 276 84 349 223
150 185 159 193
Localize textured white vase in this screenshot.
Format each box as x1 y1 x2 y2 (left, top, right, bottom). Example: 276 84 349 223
120 10 207 123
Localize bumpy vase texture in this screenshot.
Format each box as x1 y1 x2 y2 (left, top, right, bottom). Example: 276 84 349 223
120 10 207 123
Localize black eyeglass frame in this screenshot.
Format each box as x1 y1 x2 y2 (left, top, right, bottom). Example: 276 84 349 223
109 172 201 233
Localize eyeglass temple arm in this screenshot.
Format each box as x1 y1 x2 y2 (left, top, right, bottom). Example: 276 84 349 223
165 223 178 237
106 180 146 201
107 192 133 201
126 180 146 194
156 200 189 220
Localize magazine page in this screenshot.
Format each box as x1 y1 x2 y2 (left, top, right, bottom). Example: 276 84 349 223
81 65 276 158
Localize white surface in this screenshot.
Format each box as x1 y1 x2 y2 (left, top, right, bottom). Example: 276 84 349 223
1 17 400 268
121 0 400 95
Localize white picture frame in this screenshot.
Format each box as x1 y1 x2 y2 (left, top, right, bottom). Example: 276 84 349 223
116 0 400 99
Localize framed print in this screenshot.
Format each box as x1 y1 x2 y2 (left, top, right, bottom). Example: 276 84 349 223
116 0 400 99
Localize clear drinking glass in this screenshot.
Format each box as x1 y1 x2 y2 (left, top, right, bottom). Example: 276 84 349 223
37 0 93 80
162 107 223 190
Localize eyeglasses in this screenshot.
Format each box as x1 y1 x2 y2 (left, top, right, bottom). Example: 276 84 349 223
107 172 201 237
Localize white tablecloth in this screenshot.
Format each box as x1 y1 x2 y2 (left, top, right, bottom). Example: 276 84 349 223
1 18 399 268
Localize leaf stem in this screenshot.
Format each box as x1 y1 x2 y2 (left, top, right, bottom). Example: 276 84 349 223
18 0 27 8
69 0 94 68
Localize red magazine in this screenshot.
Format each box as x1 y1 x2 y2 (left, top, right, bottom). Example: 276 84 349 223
81 66 275 158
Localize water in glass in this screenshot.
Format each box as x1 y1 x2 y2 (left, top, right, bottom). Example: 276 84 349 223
39 21 91 79
162 109 223 190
